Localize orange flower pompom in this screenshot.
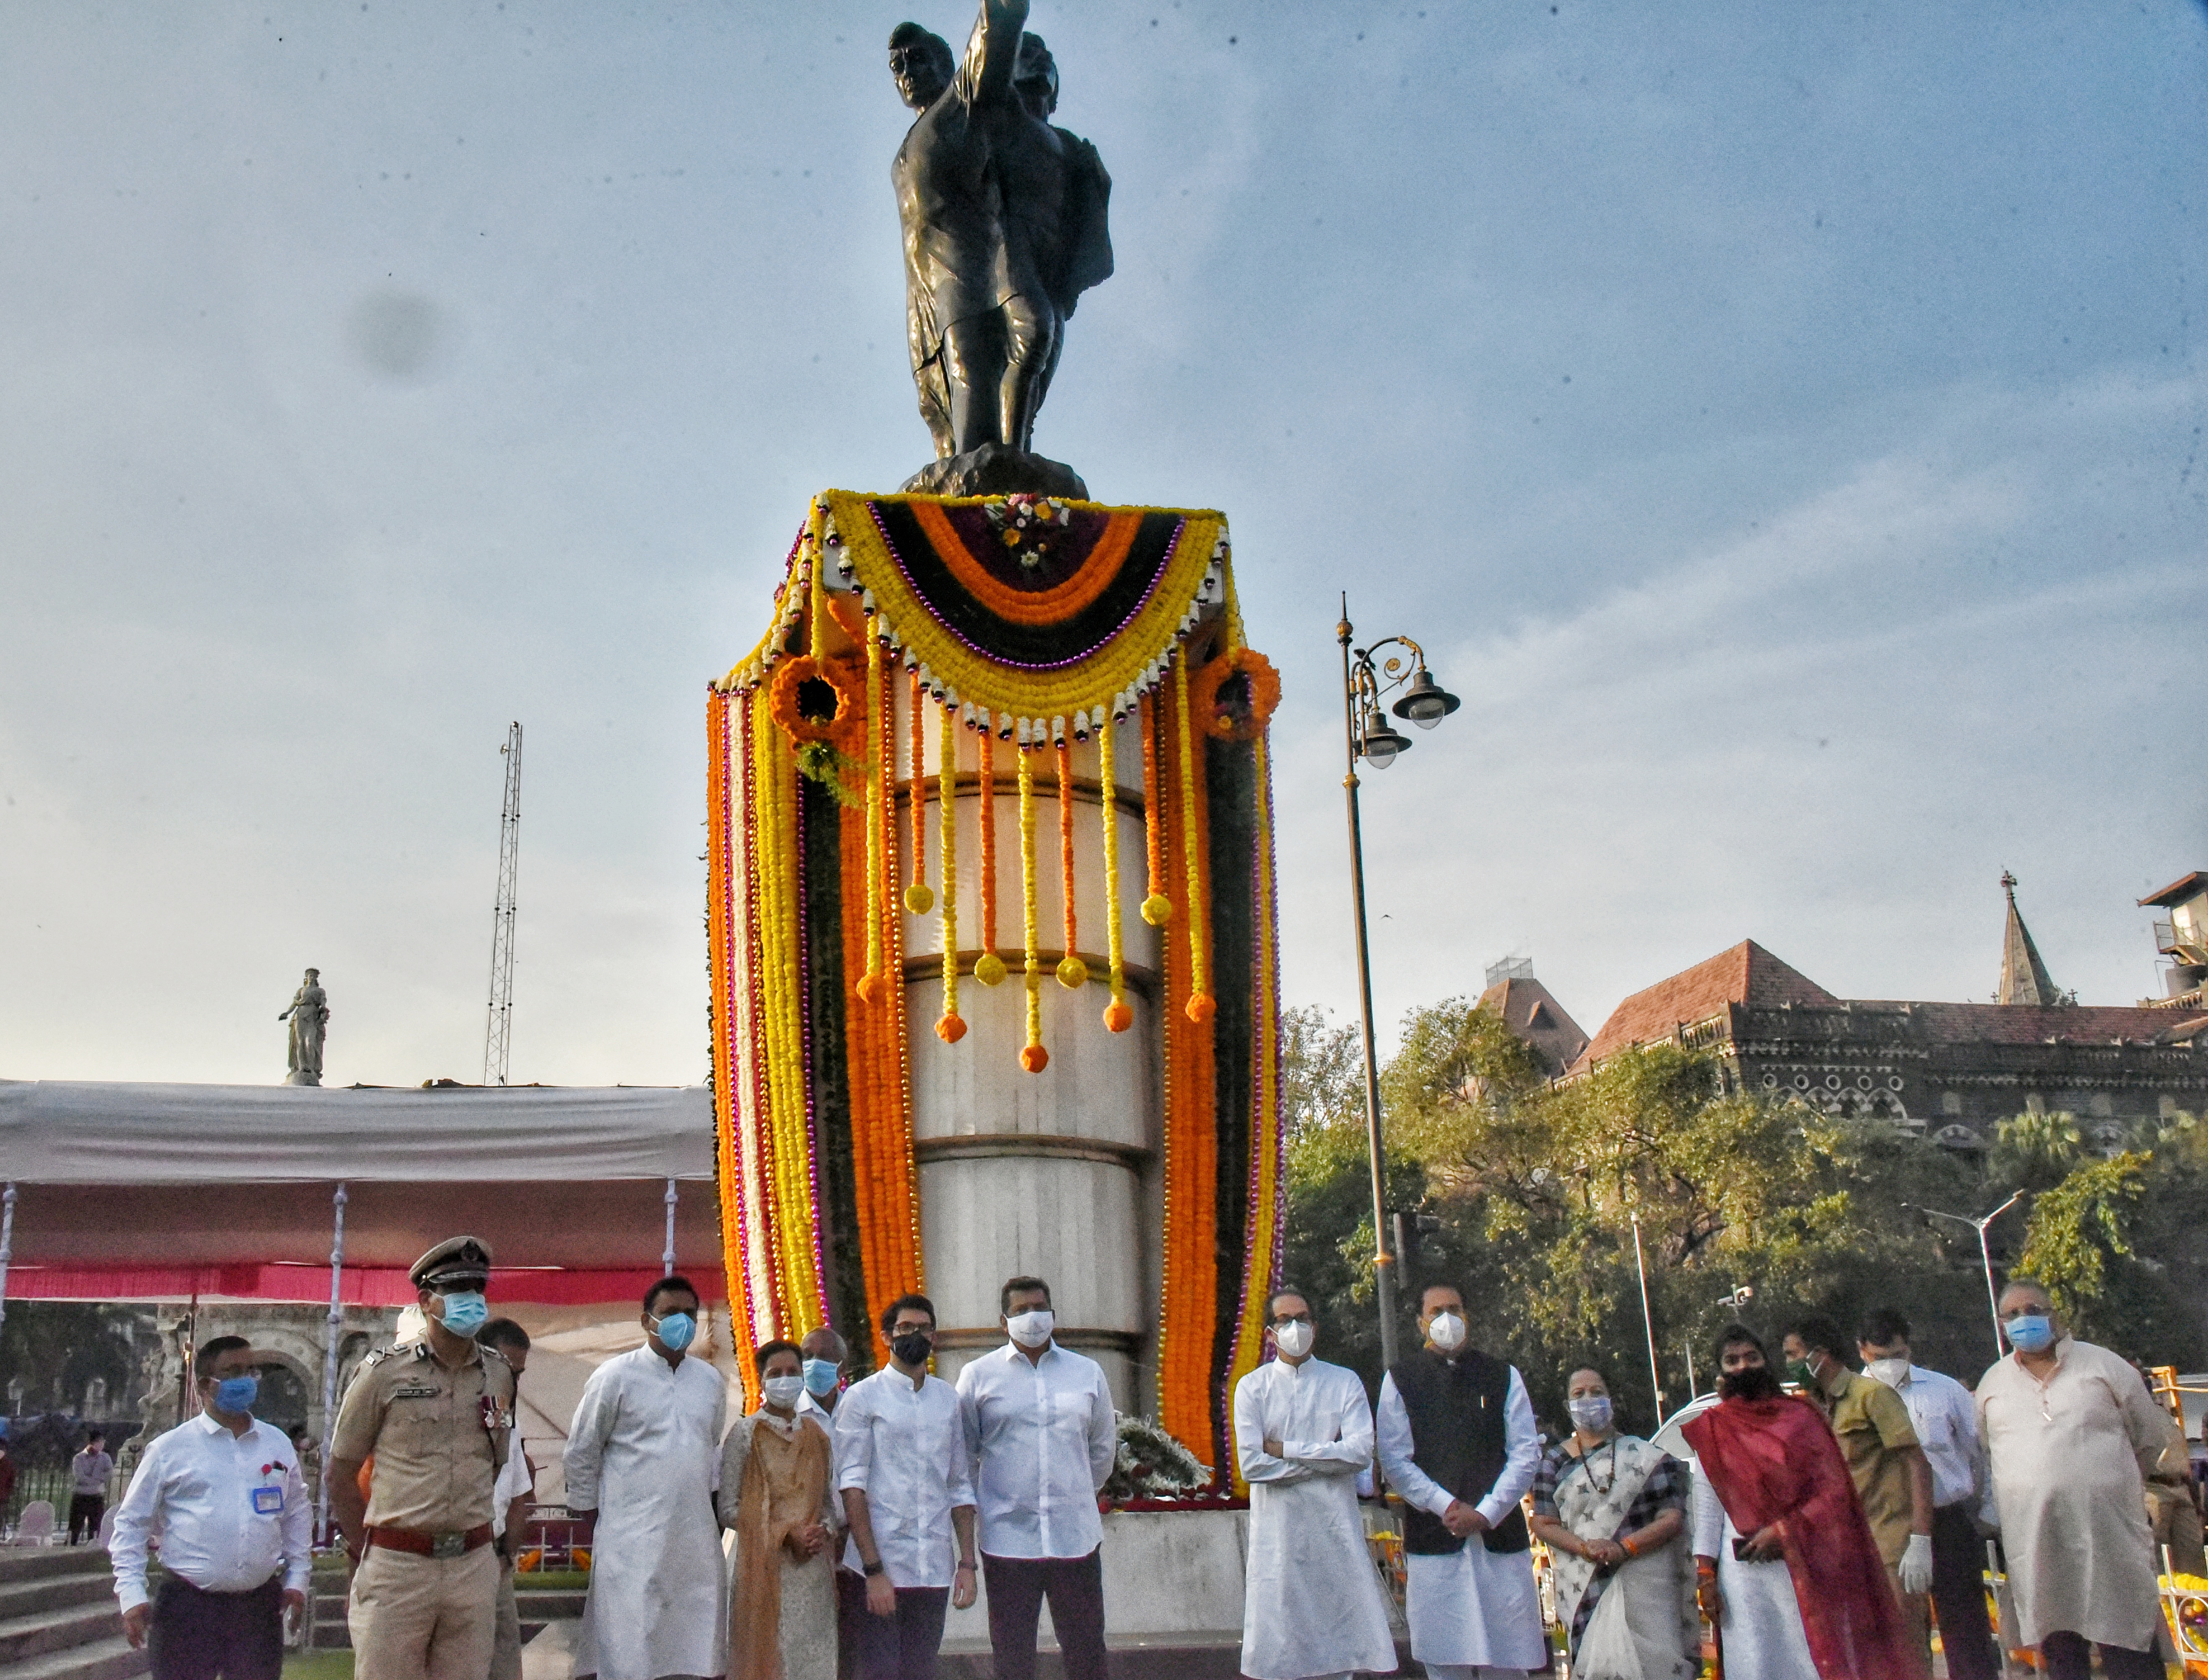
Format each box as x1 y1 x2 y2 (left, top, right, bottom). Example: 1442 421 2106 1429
1188 647 1282 743
1102 999 1133 1033
1184 992 1216 1024
857 971 887 1006
934 1013 967 1043
1019 1042 1050 1073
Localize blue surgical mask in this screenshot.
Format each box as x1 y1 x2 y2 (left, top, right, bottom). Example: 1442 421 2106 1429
653 1311 697 1352
437 1291 490 1335
803 1358 841 1396
2003 1314 2055 1354
213 1374 259 1415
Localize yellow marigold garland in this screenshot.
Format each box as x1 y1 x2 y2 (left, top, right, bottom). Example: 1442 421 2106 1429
1054 740 1086 990
1018 743 1047 1073
1139 693 1172 927
974 727 1006 988
1098 711 1131 1033
904 668 933 916
1175 658 1214 1024
935 701 965 1043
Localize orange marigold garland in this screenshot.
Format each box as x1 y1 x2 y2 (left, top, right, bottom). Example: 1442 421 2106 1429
1017 742 1047 1073
1054 740 1086 989
1138 692 1172 927
935 700 966 1043
974 725 1006 987
904 667 933 916
1174 658 1214 1024
1187 647 1280 743
1098 710 1131 1033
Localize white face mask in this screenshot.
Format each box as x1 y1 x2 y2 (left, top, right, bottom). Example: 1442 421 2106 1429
761 1374 805 1410
1273 1321 1314 1359
1426 1311 1467 1352
1006 1309 1055 1349
1865 1357 1911 1390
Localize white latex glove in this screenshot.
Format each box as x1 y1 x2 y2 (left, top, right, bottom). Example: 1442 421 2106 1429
1898 1532 1934 1595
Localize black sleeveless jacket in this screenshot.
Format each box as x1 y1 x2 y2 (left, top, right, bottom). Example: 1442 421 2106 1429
1386 1347 1531 1555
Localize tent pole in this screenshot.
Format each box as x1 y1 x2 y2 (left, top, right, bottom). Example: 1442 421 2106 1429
316 1183 348 1545
662 1178 678 1277
0 1183 16 1335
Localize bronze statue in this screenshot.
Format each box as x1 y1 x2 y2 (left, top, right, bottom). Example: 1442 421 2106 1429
889 1 1110 497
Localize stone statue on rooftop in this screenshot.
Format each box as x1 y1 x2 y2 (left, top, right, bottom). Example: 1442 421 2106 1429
888 0 1112 498
280 968 328 1086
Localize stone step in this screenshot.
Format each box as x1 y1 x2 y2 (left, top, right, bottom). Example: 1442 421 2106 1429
0 1576 110 1623
0 1604 125 1668
0 1633 149 1680
0 1554 109 1588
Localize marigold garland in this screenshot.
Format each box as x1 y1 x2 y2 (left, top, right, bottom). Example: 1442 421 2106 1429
904 668 933 916
935 701 965 1043
767 655 865 754
1098 710 1131 1033
1017 744 1047 1073
1054 741 1086 990
1174 658 1214 1024
974 726 1006 987
857 629 888 1007
1139 692 1172 927
1188 647 1281 743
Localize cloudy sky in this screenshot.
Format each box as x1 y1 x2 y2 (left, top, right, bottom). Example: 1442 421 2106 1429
2 3 2202 1088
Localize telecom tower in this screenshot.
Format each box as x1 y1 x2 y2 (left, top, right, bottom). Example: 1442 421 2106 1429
483 722 523 1086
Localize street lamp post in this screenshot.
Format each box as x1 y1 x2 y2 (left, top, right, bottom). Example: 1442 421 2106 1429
1337 596 1461 1373
1908 1192 2026 1359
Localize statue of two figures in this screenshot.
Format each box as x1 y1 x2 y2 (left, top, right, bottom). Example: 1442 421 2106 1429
891 0 1111 499
279 968 328 1086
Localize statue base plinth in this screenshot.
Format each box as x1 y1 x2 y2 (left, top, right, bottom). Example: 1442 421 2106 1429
282 1071 321 1087
901 445 1088 500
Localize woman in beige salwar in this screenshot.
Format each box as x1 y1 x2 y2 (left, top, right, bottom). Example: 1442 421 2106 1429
722 1340 841 1680
1527 1368 1699 1680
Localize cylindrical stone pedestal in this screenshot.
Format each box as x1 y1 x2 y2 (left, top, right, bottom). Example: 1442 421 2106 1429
895 690 1162 1412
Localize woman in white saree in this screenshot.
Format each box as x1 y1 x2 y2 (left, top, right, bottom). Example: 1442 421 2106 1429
1527 1369 1700 1680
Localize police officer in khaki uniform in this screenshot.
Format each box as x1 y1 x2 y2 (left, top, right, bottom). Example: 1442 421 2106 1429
328 1237 517 1680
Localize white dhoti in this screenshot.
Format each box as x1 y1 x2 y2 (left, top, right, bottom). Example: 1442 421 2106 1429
1690 1468 1816 1680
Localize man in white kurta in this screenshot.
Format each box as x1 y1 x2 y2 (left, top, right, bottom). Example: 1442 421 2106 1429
1375 1286 1545 1680
1232 1290 1396 1680
566 1278 731 1680
1976 1281 2166 1680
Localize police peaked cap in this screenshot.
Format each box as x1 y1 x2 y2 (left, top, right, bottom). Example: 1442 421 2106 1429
410 1235 494 1291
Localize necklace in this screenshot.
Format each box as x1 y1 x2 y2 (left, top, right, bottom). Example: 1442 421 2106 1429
1578 1436 1619 1496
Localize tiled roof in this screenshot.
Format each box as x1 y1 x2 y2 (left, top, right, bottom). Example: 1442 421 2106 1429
1477 977 1590 1077
1572 941 1840 1072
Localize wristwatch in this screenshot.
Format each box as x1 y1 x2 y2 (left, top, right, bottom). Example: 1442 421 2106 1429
862 1559 886 1577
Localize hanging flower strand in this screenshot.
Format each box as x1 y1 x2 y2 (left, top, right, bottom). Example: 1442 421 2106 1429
974 725 1006 987
1017 742 1048 1073
1139 693 1172 927
904 668 933 915
935 699 965 1043
1098 711 1132 1032
857 627 888 1007
1055 738 1086 990
1175 658 1214 1023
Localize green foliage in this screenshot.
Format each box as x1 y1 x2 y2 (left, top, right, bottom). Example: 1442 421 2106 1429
1280 1005 1363 1139
1991 1109 2084 1192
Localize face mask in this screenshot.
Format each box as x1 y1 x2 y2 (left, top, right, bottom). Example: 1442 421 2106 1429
652 1311 698 1352
891 1329 933 1367
437 1291 490 1336
1006 1309 1055 1349
2004 1314 2055 1354
803 1358 841 1396
1567 1396 1613 1434
1426 1311 1467 1352
1273 1321 1314 1359
1786 1359 1819 1389
212 1374 259 1414
1865 1357 1911 1389
761 1374 805 1409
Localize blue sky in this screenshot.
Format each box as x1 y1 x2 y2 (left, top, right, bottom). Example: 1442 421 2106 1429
2 3 2202 1086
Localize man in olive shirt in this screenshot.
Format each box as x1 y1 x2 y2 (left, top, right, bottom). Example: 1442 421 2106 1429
1785 1315 1934 1678
329 1237 518 1680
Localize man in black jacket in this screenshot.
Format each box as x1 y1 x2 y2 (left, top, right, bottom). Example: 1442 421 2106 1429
1375 1283 1546 1677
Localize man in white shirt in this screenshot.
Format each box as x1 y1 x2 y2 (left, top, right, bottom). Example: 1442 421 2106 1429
110 1336 310 1680
955 1276 1118 1680
565 1274 729 1680
1857 1308 2000 1680
1375 1283 1544 1680
477 1319 536 1680
70 1429 115 1544
1233 1286 1397 1680
837 1293 979 1680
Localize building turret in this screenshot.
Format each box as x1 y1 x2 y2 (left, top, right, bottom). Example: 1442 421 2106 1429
1997 871 2065 1006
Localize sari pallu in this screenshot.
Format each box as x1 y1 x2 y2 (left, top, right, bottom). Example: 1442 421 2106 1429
1544 1437 1698 1680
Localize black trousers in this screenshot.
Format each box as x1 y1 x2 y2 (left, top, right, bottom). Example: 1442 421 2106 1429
149 1573 284 1680
2041 1629 2162 1680
856 1584 949 1680
982 1549 1107 1680
836 1569 867 1680
67 1493 105 1543
1928 1502 2001 1680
